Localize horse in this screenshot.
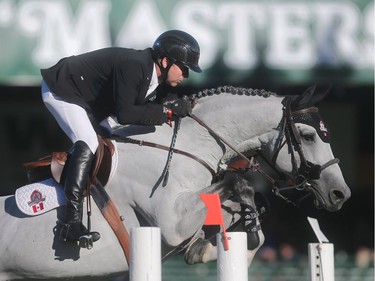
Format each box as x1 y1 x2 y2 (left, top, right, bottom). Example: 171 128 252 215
0 86 351 280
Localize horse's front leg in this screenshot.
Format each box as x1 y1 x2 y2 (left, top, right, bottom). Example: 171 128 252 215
184 227 265 267
184 173 265 266
162 174 238 246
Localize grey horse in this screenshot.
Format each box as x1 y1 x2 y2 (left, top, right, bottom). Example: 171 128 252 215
0 86 350 280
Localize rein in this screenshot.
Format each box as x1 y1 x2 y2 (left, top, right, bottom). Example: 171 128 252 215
188 113 276 185
188 113 254 166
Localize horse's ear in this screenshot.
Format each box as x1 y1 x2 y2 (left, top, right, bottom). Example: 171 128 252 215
293 85 329 108
309 85 331 105
293 85 316 108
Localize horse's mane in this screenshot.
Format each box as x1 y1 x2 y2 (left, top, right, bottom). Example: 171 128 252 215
185 86 276 102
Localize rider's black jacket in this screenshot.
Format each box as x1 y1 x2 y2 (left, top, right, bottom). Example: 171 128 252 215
41 47 167 126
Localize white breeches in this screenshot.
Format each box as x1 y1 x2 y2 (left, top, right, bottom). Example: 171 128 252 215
41 80 99 154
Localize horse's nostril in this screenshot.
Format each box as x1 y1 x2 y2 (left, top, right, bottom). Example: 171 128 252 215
330 190 345 202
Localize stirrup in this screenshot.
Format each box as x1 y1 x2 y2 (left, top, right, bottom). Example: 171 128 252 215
79 234 94 249
58 221 100 248
79 231 101 250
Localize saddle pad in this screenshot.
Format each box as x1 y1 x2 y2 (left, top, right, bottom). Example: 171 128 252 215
15 178 65 216
15 141 118 217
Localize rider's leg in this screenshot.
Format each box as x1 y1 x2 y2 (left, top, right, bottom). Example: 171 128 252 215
42 80 100 245
59 140 100 243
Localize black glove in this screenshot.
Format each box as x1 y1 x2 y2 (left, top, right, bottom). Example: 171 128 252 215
164 100 192 118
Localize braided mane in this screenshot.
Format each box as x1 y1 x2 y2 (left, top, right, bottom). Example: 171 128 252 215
186 85 276 102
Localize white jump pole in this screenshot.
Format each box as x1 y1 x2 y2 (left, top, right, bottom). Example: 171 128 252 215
217 232 248 281
308 243 335 281
129 227 161 281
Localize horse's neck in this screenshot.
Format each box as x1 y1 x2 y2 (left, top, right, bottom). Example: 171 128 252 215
113 94 284 173
177 94 283 168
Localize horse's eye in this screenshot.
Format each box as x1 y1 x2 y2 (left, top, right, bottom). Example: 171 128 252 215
297 125 316 142
301 133 315 142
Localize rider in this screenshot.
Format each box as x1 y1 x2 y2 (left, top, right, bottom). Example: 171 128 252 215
40 30 202 247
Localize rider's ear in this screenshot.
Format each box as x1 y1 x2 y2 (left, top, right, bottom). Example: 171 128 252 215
161 57 169 68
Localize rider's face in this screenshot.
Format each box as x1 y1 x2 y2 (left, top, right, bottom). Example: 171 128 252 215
161 58 189 87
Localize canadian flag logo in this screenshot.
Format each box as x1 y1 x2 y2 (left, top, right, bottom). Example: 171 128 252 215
28 190 46 214
32 202 44 213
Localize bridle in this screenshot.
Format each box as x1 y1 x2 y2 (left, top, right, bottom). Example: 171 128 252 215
261 96 339 204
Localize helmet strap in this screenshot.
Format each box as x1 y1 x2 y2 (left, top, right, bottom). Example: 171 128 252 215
157 57 175 82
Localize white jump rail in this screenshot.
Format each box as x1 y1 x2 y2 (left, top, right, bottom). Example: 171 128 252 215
129 228 335 281
217 232 248 281
129 227 161 281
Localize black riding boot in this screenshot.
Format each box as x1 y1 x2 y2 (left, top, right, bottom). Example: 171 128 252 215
59 141 100 248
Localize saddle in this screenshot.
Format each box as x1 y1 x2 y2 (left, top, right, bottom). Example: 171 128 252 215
23 136 115 187
22 137 130 258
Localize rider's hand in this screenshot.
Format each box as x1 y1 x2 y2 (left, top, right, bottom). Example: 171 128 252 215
164 100 192 118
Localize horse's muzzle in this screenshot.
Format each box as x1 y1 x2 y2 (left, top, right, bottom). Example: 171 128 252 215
328 187 351 211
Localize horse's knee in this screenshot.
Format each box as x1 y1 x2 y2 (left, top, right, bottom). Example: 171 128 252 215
225 173 255 204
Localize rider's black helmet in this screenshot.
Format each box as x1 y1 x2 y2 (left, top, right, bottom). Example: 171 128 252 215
152 30 202 73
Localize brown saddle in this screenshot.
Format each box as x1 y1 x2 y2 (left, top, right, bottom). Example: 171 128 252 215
23 136 115 187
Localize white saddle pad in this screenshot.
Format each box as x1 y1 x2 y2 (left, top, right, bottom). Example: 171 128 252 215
15 178 65 216
15 140 119 216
